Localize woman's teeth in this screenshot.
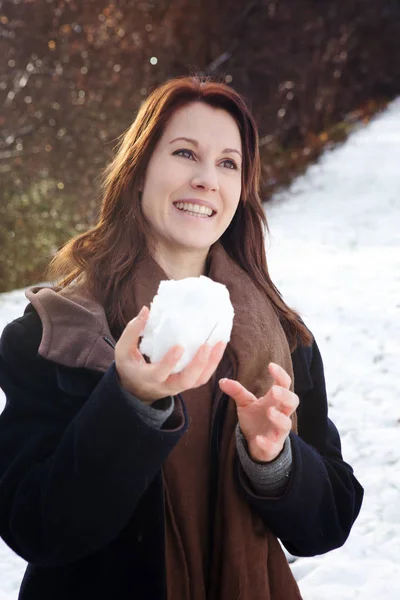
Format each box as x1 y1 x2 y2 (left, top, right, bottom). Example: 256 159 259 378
174 202 213 217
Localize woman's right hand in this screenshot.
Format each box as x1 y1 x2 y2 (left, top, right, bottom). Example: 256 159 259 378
115 306 227 405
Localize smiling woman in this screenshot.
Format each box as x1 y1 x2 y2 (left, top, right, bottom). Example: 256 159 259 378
0 75 363 600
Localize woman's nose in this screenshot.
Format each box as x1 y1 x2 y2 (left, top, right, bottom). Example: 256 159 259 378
190 165 219 192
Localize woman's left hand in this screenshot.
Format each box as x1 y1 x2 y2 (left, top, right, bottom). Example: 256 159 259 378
219 362 299 462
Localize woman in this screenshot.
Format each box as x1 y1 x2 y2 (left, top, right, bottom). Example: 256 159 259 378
0 76 363 600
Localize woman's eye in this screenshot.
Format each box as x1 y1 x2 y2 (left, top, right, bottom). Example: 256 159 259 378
173 148 195 160
221 159 238 170
173 149 238 170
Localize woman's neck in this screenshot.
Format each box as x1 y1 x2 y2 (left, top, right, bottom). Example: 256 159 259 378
153 245 209 280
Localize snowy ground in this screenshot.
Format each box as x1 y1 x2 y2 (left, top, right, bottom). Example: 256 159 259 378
1 100 400 598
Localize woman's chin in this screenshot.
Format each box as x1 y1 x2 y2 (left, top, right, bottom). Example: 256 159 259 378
170 234 217 254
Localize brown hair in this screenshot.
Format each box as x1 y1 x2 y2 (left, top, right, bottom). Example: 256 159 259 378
47 75 312 350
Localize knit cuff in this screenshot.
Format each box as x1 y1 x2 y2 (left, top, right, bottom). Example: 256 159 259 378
120 388 175 429
235 424 292 497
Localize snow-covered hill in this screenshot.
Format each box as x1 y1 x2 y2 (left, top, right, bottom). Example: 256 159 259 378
1 100 399 598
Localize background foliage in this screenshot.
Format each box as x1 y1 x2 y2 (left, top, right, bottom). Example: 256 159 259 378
1 0 400 292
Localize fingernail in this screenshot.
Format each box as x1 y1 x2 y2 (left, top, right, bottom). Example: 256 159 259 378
274 385 284 397
219 378 227 385
138 306 147 319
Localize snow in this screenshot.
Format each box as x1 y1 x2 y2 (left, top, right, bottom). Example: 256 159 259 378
1 99 400 598
140 276 234 373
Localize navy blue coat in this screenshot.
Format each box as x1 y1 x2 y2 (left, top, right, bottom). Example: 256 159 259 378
0 307 363 599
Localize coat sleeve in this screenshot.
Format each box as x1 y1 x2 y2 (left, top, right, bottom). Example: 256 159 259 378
236 335 364 557
0 310 188 567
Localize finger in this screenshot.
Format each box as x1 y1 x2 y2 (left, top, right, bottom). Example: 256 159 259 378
268 362 292 390
219 378 256 408
268 406 292 435
194 342 227 387
168 344 212 390
271 386 299 416
153 345 185 383
117 306 149 360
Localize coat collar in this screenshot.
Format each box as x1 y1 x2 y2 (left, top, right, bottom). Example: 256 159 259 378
25 282 115 373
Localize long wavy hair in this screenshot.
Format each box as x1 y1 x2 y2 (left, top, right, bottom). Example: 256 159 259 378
46 75 312 350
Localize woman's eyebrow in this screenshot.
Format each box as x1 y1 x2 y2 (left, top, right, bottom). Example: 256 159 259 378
169 136 242 158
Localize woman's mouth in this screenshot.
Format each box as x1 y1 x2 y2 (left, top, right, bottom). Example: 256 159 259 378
173 201 216 219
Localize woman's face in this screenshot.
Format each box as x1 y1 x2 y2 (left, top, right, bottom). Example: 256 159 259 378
140 101 242 256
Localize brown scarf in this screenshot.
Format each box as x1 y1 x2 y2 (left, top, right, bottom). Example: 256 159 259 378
130 242 302 600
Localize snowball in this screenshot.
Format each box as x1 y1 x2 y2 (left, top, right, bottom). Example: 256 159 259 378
139 276 234 373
